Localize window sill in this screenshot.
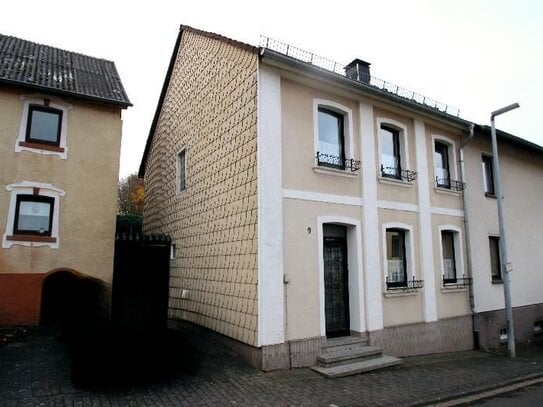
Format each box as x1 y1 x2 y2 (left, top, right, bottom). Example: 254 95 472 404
6 234 57 243
492 279 503 285
485 193 497 199
383 289 420 298
19 141 65 153
441 286 468 293
313 166 359 178
378 176 413 188
434 187 461 197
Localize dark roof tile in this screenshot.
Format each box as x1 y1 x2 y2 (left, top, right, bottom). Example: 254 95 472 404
0 34 131 107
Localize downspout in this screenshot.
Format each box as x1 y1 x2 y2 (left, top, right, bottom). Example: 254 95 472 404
459 123 479 349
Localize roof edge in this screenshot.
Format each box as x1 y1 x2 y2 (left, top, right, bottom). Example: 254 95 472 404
179 24 258 53
0 78 132 108
138 27 184 177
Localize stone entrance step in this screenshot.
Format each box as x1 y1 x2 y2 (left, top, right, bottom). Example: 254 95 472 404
311 336 402 378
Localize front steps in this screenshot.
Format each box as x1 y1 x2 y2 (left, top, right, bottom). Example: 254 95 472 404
311 336 402 378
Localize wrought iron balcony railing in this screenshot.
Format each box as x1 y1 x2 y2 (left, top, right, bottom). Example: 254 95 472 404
260 36 460 117
435 177 466 192
386 276 424 293
316 152 361 172
381 165 418 182
443 275 473 289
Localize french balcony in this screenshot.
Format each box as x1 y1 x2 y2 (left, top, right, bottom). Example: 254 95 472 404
316 152 361 172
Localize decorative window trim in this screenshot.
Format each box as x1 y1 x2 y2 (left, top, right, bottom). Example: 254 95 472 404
15 94 72 159
381 222 417 292
313 99 354 171
2 181 65 249
431 134 458 187
438 225 465 286
376 118 412 181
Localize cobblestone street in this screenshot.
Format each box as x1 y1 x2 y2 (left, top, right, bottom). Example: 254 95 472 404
2 326 543 406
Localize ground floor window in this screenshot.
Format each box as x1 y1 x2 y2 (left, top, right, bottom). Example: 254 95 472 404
386 228 407 287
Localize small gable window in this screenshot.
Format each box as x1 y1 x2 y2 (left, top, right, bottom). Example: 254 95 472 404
26 105 63 146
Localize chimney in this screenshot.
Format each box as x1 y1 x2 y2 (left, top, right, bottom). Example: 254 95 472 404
344 59 371 84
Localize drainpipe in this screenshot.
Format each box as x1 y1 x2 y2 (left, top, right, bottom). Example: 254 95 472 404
459 123 479 349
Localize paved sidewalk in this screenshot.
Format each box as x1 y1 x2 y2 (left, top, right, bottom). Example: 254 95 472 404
2 326 543 407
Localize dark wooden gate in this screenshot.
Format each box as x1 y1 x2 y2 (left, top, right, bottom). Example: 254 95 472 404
112 233 171 333
324 233 350 338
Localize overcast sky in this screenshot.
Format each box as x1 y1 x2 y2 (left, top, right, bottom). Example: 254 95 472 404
2 0 541 178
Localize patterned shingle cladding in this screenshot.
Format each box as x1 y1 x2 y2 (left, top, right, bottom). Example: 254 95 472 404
0 34 131 106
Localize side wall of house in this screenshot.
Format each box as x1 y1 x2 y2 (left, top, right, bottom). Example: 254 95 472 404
465 134 543 348
0 87 122 324
143 32 259 346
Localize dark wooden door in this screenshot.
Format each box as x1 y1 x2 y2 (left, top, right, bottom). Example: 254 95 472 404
324 236 350 337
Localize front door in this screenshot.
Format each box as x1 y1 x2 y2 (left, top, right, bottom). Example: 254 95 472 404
323 230 350 338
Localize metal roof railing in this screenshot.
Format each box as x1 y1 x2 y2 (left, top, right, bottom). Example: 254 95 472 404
260 36 460 117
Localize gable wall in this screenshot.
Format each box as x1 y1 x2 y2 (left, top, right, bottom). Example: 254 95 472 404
143 31 259 346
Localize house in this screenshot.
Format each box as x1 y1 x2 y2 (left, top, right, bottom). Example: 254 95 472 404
0 34 131 326
139 25 543 371
462 126 543 349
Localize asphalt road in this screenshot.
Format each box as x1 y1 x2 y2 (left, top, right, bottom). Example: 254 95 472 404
472 382 543 406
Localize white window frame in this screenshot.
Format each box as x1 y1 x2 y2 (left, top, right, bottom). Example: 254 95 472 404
313 99 354 168
176 149 187 194
431 134 458 186
382 222 416 290
376 117 410 179
2 181 65 249
15 95 71 159
438 225 465 285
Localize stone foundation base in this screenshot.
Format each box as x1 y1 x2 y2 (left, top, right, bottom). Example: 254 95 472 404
369 315 474 357
169 315 474 371
477 303 543 349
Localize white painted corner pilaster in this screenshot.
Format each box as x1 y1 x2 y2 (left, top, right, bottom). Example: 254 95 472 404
414 119 437 322
257 64 285 346
360 102 384 331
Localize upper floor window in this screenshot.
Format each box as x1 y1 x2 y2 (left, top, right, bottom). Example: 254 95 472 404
317 107 345 169
26 105 63 146
489 236 502 283
434 141 451 188
16 96 70 159
482 155 495 196
2 181 65 249
380 125 401 179
177 150 186 193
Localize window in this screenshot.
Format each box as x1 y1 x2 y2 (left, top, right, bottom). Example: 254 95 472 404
441 231 457 283
16 97 69 158
434 141 451 188
489 236 502 282
177 150 186 192
3 181 65 248
13 195 54 236
317 107 345 169
25 105 62 146
482 155 495 196
386 229 407 287
380 125 401 179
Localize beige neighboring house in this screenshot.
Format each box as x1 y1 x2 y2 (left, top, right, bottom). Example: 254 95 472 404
0 34 131 325
463 126 543 349
140 25 543 370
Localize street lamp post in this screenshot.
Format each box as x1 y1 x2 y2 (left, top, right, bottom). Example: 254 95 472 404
490 102 519 358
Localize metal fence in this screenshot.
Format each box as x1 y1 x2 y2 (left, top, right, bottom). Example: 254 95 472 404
260 36 460 117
